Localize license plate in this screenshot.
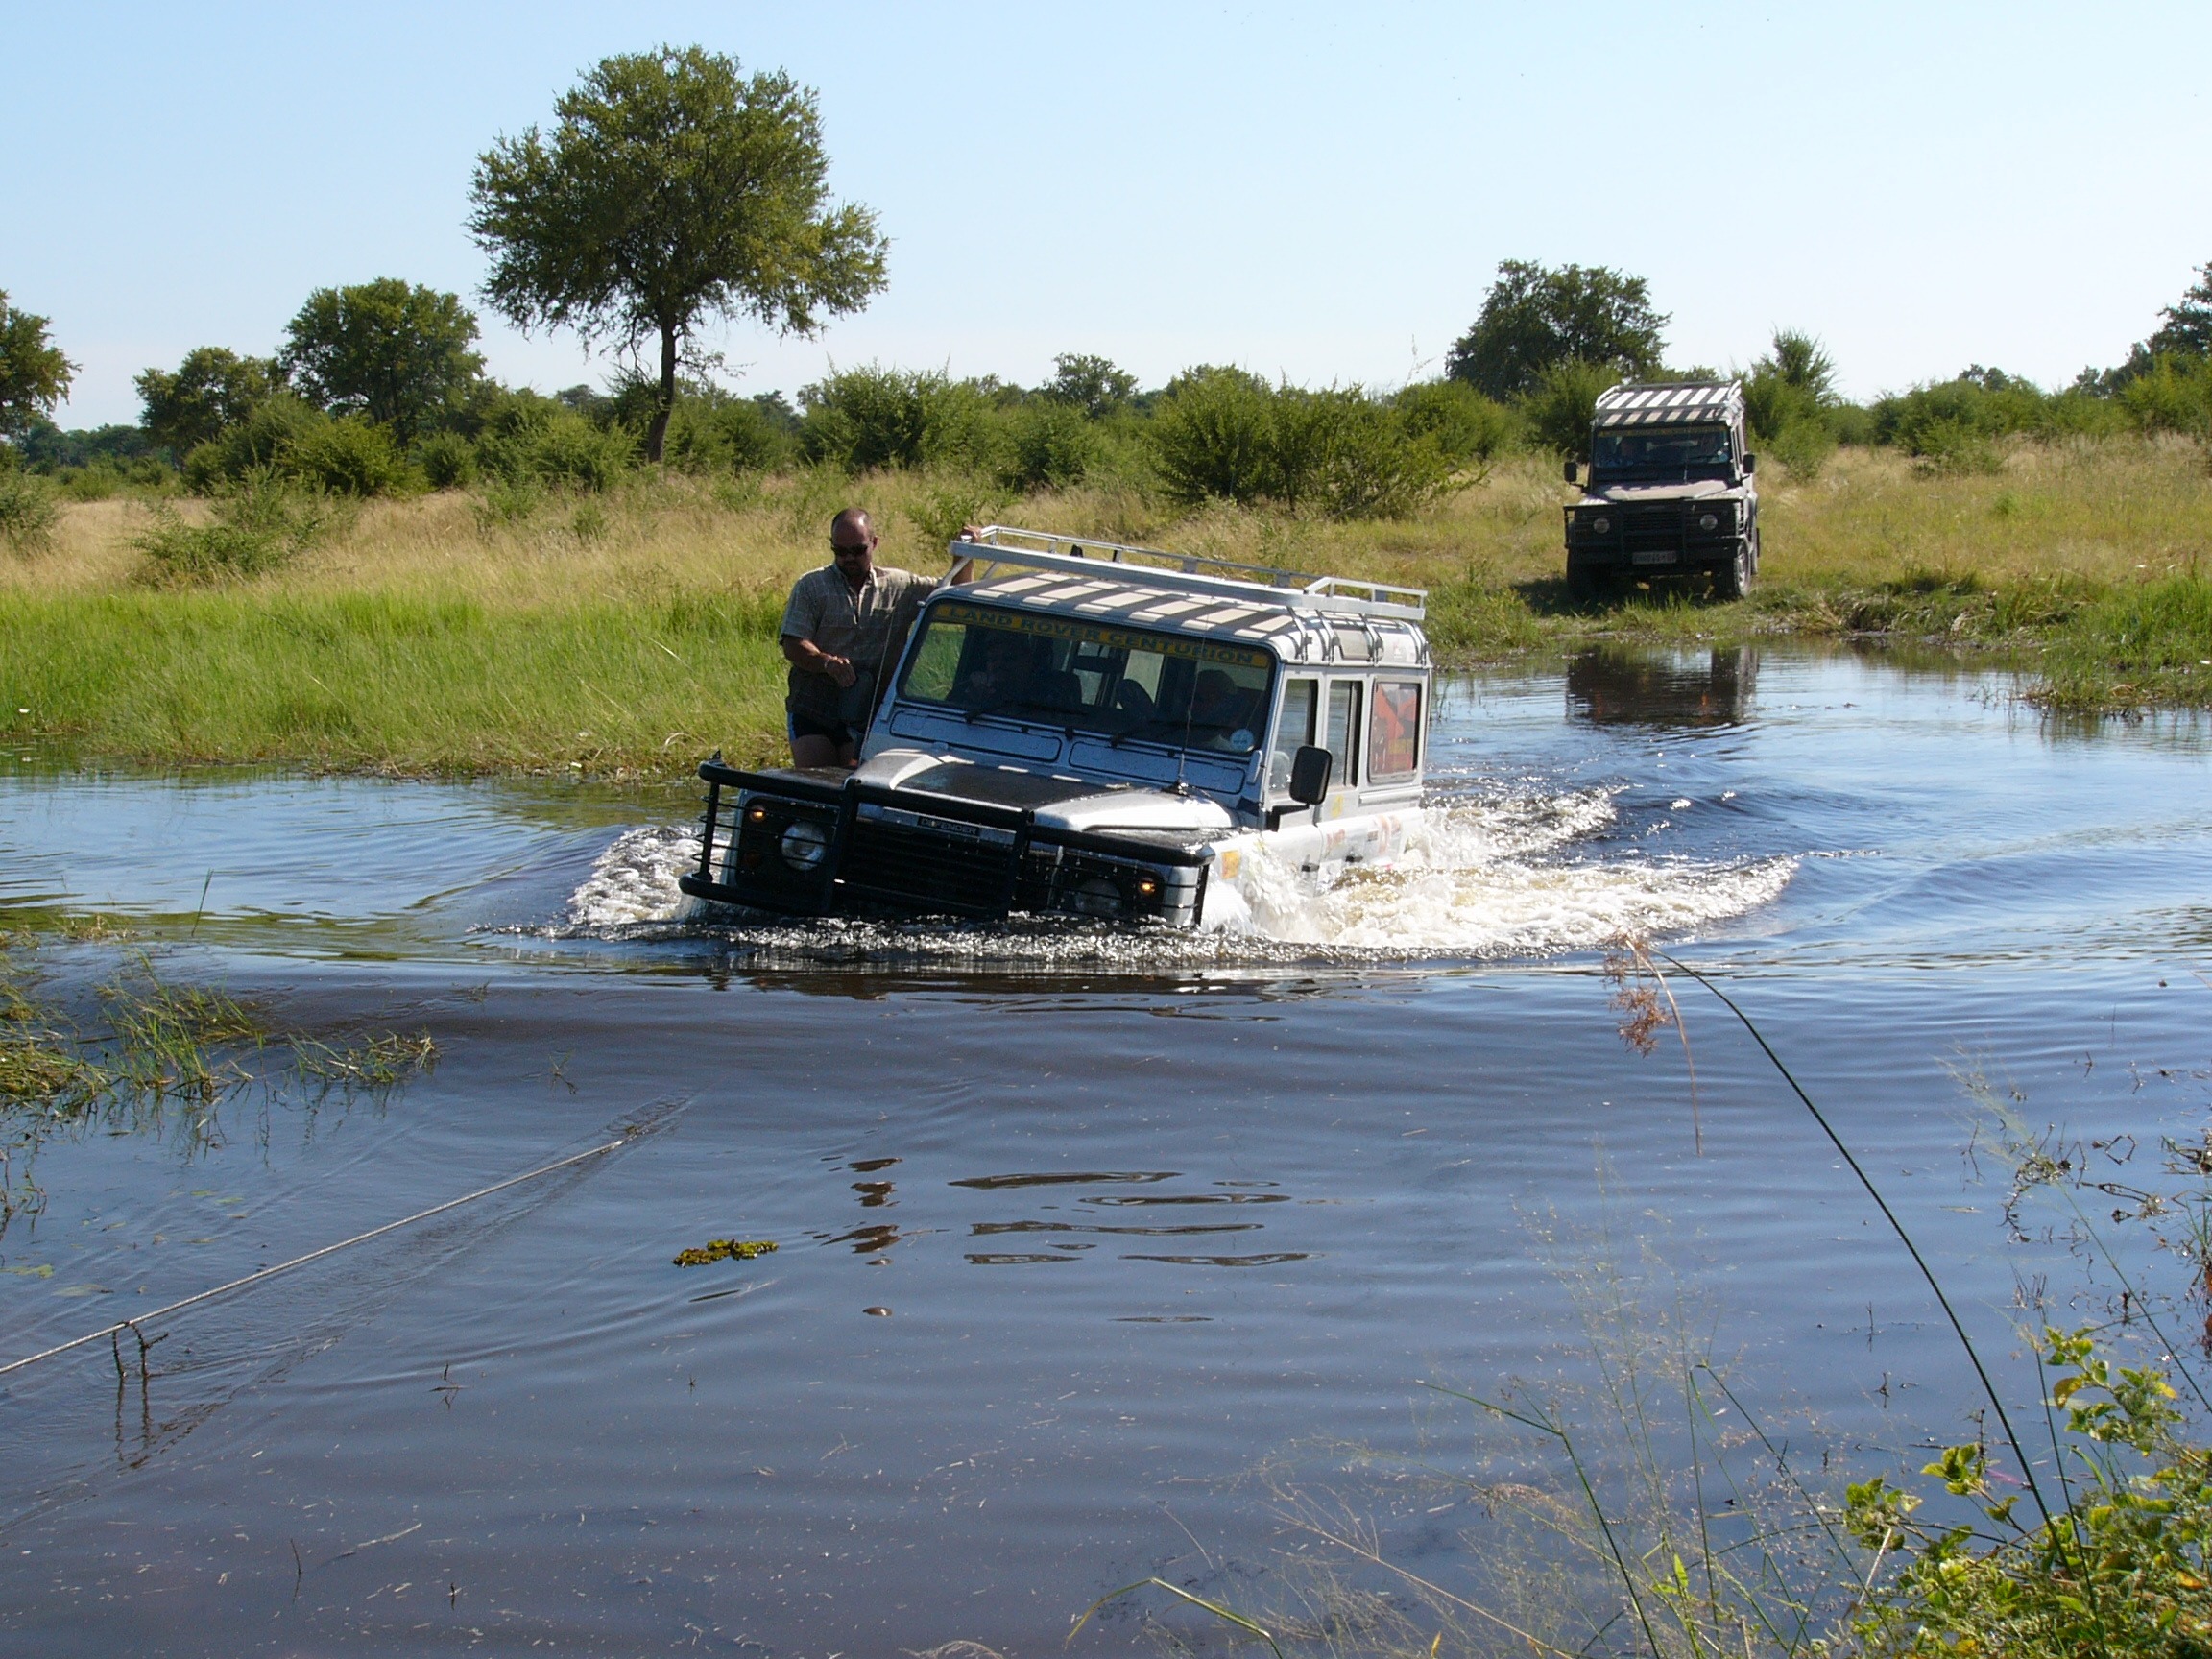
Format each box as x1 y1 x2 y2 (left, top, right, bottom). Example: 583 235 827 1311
1631 549 1679 566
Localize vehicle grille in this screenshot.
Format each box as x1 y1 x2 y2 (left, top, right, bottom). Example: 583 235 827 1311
840 807 1018 915
1623 503 1682 548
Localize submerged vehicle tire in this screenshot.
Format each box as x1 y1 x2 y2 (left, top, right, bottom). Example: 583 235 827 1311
1567 558 1616 606
1714 538 1752 601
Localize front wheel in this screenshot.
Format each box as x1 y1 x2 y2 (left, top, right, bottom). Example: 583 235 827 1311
1714 539 1752 601
1567 558 1615 606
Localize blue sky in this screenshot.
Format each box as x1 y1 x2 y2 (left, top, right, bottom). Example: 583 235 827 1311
7 2 2208 427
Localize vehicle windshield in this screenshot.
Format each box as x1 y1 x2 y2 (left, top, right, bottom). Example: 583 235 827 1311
1593 425 1736 474
898 601 1274 755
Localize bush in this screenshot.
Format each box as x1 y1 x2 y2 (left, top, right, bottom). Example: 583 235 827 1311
1871 369 2128 462
660 392 796 475
135 474 340 584
1297 392 1458 519
2120 353 2212 443
1909 418 2005 476
180 396 406 497
56 461 125 502
416 430 477 490
474 397 634 492
998 400 1097 492
1764 418 1838 481
282 415 403 496
1149 371 1457 518
1147 366 1275 506
1392 379 1518 465
521 411 633 490
1848 1328 2211 1658
205 394 327 485
796 365 1009 475
1520 358 1620 457
0 461 60 553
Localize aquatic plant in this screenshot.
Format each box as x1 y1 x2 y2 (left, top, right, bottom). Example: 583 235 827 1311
0 948 437 1224
672 1237 778 1267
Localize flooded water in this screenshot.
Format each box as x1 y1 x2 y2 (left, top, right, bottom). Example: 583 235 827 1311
3 645 2210 1656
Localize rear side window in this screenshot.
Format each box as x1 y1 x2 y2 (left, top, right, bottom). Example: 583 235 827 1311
1269 678 1317 794
1325 681 1360 791
1367 682 1422 781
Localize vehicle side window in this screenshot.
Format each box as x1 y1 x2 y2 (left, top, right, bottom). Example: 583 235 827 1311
1367 681 1421 781
1269 678 1317 794
1325 680 1360 791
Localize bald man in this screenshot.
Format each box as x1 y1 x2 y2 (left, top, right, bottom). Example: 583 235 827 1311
779 508 938 768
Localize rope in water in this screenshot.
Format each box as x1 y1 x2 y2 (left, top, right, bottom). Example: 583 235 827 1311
0 1136 628 1381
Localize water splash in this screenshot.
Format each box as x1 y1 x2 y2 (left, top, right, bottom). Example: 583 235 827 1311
565 825 706 928
557 788 1792 964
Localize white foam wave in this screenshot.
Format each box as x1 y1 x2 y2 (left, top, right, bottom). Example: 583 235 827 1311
556 788 1793 961
565 825 703 928
1227 791 1791 953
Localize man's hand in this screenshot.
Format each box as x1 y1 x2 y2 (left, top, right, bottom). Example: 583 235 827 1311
781 636 858 685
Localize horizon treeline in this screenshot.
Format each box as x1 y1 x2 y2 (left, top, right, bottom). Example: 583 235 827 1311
7 257 2212 529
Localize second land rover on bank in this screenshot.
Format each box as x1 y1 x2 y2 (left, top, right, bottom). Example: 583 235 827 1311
1563 380 1761 601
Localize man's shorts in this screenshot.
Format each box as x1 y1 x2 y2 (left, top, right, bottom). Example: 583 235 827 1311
787 709 858 750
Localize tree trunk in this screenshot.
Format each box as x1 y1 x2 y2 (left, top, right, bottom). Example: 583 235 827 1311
645 323 677 463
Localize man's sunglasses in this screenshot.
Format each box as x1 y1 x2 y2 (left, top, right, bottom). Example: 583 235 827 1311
830 541 872 556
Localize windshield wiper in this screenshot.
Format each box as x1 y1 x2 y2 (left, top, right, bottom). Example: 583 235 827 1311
1108 715 1189 748
958 697 1086 738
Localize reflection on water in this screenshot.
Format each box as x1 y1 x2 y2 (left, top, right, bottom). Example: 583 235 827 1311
1567 644 1757 727
5 645 2212 1656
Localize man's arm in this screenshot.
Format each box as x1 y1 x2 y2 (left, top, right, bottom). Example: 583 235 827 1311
781 635 856 687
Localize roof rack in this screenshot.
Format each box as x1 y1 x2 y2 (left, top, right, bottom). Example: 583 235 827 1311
950 526 1426 621
1592 380 1744 428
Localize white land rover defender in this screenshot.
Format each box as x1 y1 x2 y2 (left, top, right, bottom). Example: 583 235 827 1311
1563 380 1760 601
679 527 1431 929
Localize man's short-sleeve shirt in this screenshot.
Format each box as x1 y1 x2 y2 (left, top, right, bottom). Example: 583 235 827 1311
781 564 938 723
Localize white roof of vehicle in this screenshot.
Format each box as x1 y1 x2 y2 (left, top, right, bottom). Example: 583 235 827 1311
1593 380 1744 429
940 528 1428 669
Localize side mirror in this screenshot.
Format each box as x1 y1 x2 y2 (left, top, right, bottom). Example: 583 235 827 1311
1288 745 1333 805
1742 452 1757 474
1563 459 1579 485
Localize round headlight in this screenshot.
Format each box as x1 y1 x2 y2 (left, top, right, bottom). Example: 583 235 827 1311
779 820 829 870
1697 512 1719 532
1590 516 1612 536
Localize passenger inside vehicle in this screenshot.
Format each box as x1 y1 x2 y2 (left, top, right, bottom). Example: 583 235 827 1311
951 629 1037 709
1188 669 1259 748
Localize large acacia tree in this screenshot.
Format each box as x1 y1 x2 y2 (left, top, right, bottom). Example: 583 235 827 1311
1446 260 1668 401
469 46 888 463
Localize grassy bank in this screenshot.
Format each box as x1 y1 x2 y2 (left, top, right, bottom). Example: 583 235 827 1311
4 439 2210 778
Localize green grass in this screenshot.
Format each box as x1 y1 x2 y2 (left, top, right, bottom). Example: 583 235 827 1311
2 589 792 777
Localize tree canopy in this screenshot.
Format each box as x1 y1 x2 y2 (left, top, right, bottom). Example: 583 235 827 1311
134 348 285 457
0 292 76 439
1446 260 1668 400
281 278 484 445
468 45 888 462
1043 353 1137 419
2147 260 2212 360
